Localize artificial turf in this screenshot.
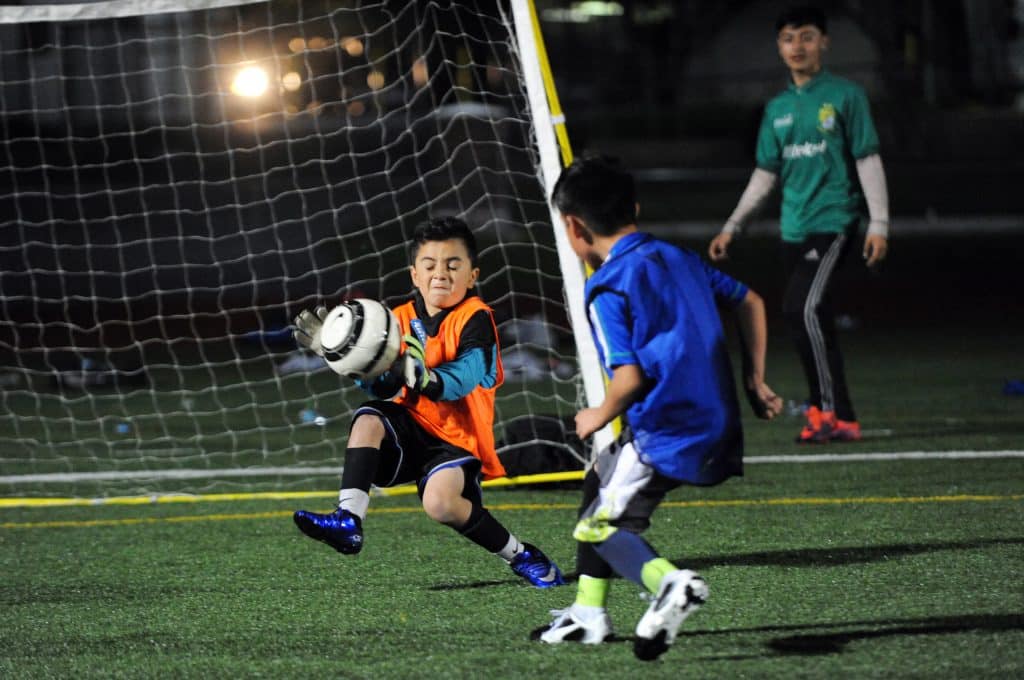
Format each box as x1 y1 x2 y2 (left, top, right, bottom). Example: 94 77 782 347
2 455 1021 678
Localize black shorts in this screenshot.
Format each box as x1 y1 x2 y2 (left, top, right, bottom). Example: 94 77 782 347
352 400 483 502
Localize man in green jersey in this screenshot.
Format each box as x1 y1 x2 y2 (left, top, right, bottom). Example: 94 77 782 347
708 5 890 443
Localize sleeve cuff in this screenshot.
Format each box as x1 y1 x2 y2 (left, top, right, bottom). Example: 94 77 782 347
866 220 889 238
421 372 444 401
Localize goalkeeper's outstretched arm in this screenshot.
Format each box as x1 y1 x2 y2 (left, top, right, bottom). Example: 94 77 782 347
358 342 497 401
734 290 783 419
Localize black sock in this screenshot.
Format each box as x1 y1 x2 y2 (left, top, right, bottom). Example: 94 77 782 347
340 447 378 492
457 504 510 554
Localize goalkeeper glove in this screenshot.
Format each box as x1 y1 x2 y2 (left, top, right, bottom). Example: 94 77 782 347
400 334 440 396
293 305 329 356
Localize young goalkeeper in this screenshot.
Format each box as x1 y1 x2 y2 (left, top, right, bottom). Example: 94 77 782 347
531 157 782 660
292 217 564 589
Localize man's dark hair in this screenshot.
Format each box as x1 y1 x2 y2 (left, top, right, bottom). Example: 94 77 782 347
551 155 636 236
775 6 827 34
410 216 478 266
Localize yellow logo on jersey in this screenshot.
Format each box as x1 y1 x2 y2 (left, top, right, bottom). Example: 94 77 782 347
818 103 837 133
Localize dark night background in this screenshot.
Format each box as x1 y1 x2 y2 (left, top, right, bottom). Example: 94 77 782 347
0 0 1021 368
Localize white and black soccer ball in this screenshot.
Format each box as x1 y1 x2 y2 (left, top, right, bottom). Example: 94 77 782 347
319 299 401 380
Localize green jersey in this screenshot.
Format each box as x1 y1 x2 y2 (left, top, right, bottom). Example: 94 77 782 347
755 70 880 242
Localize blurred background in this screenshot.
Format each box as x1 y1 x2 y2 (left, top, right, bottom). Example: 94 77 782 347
534 0 1024 330
3 0 1019 333
0 0 1020 494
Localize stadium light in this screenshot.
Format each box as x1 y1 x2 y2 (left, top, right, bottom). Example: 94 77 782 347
542 1 624 23
412 57 428 87
342 37 364 56
366 70 385 90
231 65 269 98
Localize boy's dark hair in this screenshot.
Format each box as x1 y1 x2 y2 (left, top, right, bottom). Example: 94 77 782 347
410 216 478 266
775 6 827 34
551 155 636 236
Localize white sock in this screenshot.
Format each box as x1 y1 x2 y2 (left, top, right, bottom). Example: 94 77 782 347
496 534 524 561
337 489 369 520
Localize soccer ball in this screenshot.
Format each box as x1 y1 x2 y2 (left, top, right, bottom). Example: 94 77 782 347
319 299 401 380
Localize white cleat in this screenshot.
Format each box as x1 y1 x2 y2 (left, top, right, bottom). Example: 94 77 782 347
531 605 613 645
634 569 708 661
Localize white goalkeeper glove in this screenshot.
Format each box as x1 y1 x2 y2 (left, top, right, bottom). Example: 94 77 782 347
293 305 329 356
400 334 440 395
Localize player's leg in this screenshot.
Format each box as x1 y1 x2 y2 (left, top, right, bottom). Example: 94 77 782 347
533 436 705 656
584 438 706 660
782 239 822 417
419 464 474 527
782 233 859 442
532 467 614 644
292 402 407 553
419 460 564 588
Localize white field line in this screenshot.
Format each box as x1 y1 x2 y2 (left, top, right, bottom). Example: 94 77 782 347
745 450 1024 464
1 450 1022 485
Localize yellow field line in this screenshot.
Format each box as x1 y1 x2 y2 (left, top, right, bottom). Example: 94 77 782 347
0 471 587 509
1 493 1019 530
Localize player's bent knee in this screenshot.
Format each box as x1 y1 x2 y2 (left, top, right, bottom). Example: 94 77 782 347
348 413 386 446
421 488 469 526
421 493 455 524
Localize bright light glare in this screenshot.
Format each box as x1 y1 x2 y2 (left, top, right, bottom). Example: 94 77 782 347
578 0 624 15
366 70 385 90
543 1 624 22
412 57 428 87
282 71 302 92
342 37 364 57
231 66 269 98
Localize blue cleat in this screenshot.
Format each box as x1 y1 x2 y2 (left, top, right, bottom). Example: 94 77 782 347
510 543 565 588
293 508 364 554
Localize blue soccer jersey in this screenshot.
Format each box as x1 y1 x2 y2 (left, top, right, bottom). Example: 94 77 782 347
585 232 748 484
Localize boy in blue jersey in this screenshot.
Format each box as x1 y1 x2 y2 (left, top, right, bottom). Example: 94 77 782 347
531 156 782 661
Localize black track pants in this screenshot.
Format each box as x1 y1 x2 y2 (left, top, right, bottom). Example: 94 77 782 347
781 231 856 422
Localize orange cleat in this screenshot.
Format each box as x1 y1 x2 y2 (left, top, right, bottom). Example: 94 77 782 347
797 407 862 443
829 418 862 442
795 405 830 443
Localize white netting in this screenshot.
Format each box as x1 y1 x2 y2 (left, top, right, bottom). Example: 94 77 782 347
0 0 585 498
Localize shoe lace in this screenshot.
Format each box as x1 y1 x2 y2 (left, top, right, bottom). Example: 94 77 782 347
547 607 571 622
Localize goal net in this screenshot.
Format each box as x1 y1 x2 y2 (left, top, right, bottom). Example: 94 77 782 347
0 0 594 500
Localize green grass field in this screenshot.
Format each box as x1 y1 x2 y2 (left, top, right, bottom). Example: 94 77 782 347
2 457 1021 678
2 232 1023 677
3 323 1023 677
